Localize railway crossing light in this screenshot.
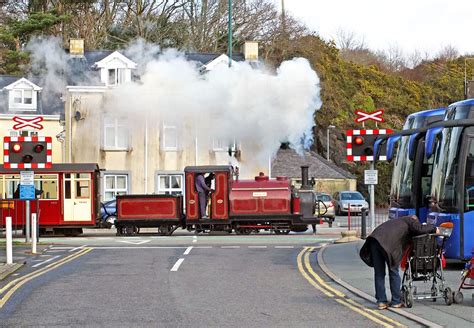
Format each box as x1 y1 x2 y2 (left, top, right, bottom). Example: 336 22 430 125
347 129 392 161
3 136 52 168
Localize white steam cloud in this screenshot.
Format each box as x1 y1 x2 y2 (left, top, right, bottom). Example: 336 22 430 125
26 37 322 176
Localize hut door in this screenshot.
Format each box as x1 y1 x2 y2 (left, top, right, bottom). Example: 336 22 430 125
63 173 92 222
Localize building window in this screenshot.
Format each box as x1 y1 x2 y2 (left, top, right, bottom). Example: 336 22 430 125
107 68 124 86
162 125 178 151
9 89 35 110
104 174 128 201
157 174 183 195
103 118 129 150
213 138 236 152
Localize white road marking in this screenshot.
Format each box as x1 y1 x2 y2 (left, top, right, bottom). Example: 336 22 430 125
50 247 74 250
221 246 240 249
248 246 267 249
192 236 197 243
32 255 60 268
183 246 193 255
116 240 151 245
40 254 52 257
170 258 185 272
275 246 295 249
46 250 66 253
69 245 87 252
90 246 189 249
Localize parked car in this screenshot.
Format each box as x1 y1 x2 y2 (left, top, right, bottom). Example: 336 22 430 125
333 191 369 216
100 199 117 228
314 192 336 227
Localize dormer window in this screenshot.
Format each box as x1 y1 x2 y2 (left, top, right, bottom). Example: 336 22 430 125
4 78 41 112
108 68 124 86
94 51 137 87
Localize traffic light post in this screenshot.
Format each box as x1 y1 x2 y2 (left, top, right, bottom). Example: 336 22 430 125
3 136 51 246
347 129 392 230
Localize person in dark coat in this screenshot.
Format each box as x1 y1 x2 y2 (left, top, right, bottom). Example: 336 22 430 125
195 173 212 219
359 215 438 309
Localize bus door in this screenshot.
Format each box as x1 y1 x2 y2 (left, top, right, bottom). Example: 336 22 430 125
63 173 92 222
462 134 474 259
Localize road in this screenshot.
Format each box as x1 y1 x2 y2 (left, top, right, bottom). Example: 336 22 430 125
0 228 417 327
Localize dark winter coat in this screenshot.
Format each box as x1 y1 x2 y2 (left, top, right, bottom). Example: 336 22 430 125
359 216 436 269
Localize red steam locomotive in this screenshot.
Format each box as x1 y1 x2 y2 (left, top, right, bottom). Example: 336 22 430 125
115 165 325 235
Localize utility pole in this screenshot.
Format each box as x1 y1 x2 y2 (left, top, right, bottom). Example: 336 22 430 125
228 0 233 67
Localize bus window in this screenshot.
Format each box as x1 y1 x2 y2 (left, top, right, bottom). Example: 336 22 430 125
464 138 474 211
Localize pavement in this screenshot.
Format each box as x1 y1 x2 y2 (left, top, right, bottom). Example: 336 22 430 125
318 239 474 327
0 244 50 280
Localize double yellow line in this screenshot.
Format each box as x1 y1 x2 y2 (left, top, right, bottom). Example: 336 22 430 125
297 247 405 328
0 247 92 308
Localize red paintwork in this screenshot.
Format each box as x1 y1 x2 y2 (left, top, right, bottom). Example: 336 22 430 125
117 196 180 220
210 171 229 219
292 196 301 214
229 174 291 216
0 164 99 229
185 172 199 220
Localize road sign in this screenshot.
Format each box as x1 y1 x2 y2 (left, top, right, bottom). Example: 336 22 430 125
19 185 36 200
346 129 393 161
355 109 385 123
20 171 34 185
13 116 44 130
364 170 378 185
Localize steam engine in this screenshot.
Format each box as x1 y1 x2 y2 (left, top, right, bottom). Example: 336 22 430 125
115 165 324 235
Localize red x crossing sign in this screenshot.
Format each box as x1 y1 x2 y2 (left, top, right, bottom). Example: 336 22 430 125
355 109 385 123
12 116 44 130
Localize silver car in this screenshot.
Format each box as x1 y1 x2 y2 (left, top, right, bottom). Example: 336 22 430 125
333 191 369 216
314 192 336 226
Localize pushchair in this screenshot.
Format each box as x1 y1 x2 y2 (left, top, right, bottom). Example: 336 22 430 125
453 247 474 304
401 222 454 308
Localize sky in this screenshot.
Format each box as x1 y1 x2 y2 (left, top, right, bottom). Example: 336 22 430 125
282 0 474 57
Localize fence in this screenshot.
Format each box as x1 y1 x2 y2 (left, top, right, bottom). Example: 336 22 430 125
342 207 389 238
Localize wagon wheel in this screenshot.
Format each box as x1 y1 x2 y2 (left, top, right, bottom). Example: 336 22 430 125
236 228 251 235
158 225 172 236
444 287 453 305
453 291 463 304
125 225 134 236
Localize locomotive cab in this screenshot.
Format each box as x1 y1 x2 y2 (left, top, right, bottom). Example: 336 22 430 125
184 165 233 221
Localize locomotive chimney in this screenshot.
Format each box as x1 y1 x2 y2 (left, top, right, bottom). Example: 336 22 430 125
301 166 311 190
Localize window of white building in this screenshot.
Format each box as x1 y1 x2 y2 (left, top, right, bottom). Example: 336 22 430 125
157 173 183 195
103 174 128 201
107 68 125 86
212 138 237 152
162 124 178 151
5 78 40 111
103 117 130 150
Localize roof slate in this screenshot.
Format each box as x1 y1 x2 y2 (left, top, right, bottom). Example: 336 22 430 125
271 149 355 179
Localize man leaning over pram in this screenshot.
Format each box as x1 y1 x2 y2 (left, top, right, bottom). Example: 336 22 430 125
359 215 439 309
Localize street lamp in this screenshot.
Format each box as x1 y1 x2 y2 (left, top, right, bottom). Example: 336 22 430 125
326 125 336 161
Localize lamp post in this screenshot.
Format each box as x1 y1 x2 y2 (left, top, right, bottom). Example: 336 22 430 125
326 125 335 161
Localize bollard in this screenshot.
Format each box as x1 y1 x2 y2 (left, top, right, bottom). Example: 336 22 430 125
361 210 367 239
6 216 13 264
31 213 37 254
348 204 351 230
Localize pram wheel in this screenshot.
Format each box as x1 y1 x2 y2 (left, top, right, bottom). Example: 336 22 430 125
431 286 437 302
401 286 413 308
453 291 463 304
443 287 453 305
